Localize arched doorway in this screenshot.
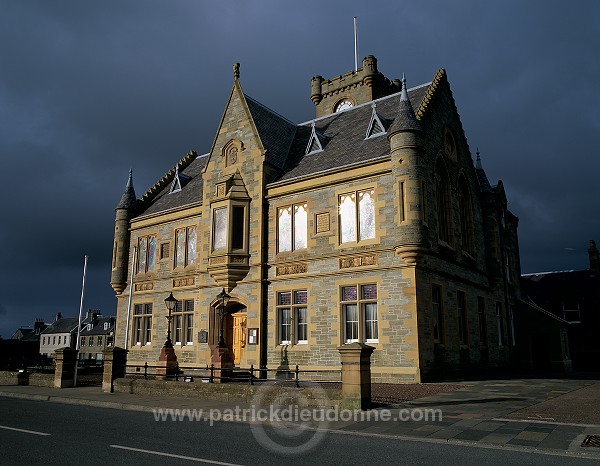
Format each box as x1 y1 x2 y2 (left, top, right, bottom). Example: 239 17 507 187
225 303 247 366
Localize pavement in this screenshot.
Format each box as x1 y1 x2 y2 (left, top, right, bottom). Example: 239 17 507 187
2 377 600 459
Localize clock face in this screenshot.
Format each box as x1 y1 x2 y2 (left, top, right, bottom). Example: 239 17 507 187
334 98 354 112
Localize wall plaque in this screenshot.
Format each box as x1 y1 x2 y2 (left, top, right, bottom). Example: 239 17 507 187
173 277 195 287
134 282 154 291
339 254 377 269
316 212 330 233
276 263 307 276
198 330 208 343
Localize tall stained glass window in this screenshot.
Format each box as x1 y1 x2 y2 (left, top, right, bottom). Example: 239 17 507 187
278 203 307 253
175 227 196 268
213 208 228 251
137 235 156 274
339 189 375 244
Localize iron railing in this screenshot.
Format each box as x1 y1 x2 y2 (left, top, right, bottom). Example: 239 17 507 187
124 363 341 387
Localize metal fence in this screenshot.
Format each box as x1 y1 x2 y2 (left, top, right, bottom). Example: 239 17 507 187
125 362 341 387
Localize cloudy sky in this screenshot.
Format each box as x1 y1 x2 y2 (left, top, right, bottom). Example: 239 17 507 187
0 0 598 337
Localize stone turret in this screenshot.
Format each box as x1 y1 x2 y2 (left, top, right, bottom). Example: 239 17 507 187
388 76 427 264
310 55 401 118
111 169 137 294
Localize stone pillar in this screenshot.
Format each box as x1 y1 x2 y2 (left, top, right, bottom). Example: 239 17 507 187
337 343 375 410
54 347 78 388
212 346 233 383
102 347 128 393
156 346 178 379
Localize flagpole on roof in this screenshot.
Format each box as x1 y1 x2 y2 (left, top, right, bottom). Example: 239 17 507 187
73 254 88 387
354 16 359 72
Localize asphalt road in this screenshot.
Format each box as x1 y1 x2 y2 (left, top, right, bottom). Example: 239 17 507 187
0 397 597 465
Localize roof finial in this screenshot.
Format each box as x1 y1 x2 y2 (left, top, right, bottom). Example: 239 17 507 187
475 148 482 169
400 73 408 101
126 168 133 188
233 63 240 80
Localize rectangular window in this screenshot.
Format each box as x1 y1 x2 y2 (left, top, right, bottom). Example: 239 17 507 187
53 336 56 345
137 235 156 274
399 181 406 222
341 284 378 343
276 290 308 345
80 336 84 347
97 336 103 346
231 206 245 250
88 336 93 347
477 296 487 346
496 302 504 347
133 303 153 346
212 208 228 251
457 291 468 345
172 300 194 345
175 227 197 267
432 285 444 344
277 204 308 252
339 189 375 244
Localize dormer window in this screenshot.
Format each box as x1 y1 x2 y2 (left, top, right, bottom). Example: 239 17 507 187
103 322 109 331
365 102 386 139
305 122 324 155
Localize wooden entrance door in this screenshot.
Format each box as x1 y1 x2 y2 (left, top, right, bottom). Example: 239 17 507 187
231 312 247 365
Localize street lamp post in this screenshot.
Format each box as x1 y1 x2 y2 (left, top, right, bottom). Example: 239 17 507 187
164 292 177 348
216 288 230 348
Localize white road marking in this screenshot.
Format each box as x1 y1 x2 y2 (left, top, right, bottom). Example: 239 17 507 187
109 445 242 465
0 425 51 436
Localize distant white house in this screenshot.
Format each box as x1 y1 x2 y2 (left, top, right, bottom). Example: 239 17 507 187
39 312 78 358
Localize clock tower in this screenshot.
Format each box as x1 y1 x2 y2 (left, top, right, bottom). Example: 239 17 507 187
310 55 402 118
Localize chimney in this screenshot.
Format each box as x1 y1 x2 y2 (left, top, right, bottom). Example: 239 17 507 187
34 318 45 334
55 312 62 322
589 240 599 277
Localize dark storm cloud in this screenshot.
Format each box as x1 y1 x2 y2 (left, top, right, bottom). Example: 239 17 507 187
0 0 598 337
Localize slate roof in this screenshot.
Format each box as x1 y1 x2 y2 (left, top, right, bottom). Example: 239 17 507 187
80 316 115 336
133 81 430 216
271 83 429 184
41 318 78 335
245 95 297 170
137 153 208 217
116 169 138 210
521 269 595 313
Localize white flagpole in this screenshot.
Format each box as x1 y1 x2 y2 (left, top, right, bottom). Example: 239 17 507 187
74 255 88 387
124 246 136 350
354 16 358 72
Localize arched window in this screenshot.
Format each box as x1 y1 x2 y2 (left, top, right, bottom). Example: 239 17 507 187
435 157 452 245
458 174 474 255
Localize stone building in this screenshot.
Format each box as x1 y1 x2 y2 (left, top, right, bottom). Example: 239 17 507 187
78 311 116 364
39 313 78 358
111 56 522 382
519 240 600 371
